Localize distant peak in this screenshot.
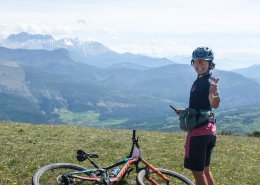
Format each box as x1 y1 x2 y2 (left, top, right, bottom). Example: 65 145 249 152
7 32 53 42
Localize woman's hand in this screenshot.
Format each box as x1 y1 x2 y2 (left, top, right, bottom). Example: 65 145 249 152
209 78 220 108
176 108 184 115
210 78 219 96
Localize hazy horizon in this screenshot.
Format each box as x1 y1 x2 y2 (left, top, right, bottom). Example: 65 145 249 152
0 0 259 70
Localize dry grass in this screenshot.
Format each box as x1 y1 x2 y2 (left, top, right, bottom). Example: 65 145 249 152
0 122 259 185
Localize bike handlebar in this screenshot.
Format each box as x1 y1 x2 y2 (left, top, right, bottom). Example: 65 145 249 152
132 130 136 141
128 130 140 158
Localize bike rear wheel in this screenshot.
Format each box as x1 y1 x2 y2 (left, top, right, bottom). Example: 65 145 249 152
137 168 194 185
32 163 98 185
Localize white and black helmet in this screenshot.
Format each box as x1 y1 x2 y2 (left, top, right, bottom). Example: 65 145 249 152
191 46 215 69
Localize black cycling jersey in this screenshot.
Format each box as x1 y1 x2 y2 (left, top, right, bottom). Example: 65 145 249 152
189 73 212 111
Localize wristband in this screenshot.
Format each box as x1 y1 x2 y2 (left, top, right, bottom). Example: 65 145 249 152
211 92 219 98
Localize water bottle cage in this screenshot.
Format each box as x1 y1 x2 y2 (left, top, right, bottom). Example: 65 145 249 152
110 166 121 177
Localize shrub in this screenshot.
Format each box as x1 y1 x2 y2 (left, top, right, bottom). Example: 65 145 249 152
247 131 260 137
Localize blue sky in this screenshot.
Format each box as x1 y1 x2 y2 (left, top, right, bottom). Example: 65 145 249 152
0 0 259 70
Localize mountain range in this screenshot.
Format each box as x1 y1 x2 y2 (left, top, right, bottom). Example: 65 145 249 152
233 65 260 84
1 32 174 68
0 32 260 134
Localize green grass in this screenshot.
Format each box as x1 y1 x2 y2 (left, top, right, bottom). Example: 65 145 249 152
58 110 128 127
0 122 259 185
59 110 100 123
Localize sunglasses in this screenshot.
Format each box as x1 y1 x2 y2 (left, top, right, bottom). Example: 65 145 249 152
194 60 208 65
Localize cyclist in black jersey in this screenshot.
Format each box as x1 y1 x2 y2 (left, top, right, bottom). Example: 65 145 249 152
177 46 220 185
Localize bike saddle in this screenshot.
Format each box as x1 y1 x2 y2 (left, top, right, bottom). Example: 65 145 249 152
77 150 99 162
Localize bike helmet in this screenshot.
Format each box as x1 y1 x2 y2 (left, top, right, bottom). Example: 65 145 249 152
191 46 215 69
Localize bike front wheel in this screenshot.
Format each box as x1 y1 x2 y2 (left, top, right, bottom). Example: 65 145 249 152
137 168 194 185
32 163 97 185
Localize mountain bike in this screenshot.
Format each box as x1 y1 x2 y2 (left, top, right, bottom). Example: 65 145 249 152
32 130 194 185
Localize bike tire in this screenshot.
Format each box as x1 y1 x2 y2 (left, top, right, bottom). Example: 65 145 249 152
32 163 96 185
137 168 194 185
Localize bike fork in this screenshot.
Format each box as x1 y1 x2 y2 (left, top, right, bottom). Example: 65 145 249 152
142 159 170 185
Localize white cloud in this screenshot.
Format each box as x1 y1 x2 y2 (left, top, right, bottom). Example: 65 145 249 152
0 23 72 39
113 40 192 58
77 19 87 25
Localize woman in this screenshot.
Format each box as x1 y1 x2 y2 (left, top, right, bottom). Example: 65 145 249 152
178 46 220 185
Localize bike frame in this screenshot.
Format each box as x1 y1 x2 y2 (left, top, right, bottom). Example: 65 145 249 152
67 130 170 184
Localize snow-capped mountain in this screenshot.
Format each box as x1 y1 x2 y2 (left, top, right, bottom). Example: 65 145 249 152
0 32 175 68
7 32 53 42
0 32 112 57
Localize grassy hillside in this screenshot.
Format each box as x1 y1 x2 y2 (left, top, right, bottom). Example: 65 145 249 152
0 122 259 185
215 106 260 135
